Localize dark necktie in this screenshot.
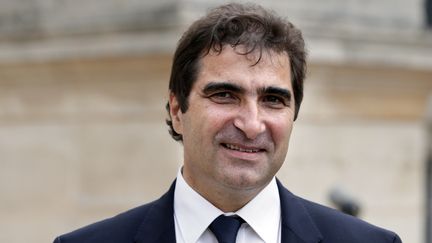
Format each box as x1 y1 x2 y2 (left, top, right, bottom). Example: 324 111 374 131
209 215 244 243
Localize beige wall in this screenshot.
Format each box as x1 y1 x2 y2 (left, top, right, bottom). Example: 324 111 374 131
280 63 432 243
0 56 182 242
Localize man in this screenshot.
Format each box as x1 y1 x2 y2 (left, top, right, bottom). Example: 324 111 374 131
54 3 402 243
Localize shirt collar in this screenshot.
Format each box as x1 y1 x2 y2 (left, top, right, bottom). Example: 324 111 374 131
174 169 223 243
236 177 281 243
174 169 281 243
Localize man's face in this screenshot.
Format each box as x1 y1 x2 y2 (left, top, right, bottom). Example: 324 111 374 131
170 45 295 196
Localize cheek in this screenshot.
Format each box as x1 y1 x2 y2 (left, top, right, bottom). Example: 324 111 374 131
205 106 236 125
186 105 231 138
269 119 293 147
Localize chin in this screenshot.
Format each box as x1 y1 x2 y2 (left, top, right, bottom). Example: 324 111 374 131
221 171 269 191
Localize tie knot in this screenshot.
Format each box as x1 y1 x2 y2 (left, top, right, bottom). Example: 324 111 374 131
209 215 244 243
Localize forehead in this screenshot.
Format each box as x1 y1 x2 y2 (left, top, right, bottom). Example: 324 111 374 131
196 46 292 90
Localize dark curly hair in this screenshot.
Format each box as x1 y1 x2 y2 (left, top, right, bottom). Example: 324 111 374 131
166 3 307 141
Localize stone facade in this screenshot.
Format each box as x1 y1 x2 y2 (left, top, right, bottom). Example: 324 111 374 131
0 1 431 243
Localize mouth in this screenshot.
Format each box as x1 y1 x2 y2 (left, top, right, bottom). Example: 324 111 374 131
221 143 265 153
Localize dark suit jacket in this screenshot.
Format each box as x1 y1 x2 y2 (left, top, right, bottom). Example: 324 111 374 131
54 180 402 243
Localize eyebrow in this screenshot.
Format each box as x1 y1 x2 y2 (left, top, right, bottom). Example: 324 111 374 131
259 86 292 102
202 82 245 94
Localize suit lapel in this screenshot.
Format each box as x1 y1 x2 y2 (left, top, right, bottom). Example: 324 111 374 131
277 179 323 243
134 181 177 243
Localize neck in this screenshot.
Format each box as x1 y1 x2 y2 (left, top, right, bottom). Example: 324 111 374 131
205 188 259 212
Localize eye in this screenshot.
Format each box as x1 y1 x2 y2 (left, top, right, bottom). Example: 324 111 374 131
262 95 287 108
213 92 232 98
208 92 237 104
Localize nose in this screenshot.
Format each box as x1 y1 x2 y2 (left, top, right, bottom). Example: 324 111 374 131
233 102 265 140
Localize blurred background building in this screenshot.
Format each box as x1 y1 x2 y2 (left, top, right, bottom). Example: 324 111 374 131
0 0 431 242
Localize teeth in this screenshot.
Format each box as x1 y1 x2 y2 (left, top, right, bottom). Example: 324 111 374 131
225 144 260 153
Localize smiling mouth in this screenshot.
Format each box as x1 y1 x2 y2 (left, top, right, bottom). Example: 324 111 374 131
222 143 264 153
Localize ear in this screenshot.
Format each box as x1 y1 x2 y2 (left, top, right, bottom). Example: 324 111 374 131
169 92 183 135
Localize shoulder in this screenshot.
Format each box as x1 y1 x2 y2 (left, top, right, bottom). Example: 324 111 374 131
53 201 157 243
298 196 402 243
54 181 176 243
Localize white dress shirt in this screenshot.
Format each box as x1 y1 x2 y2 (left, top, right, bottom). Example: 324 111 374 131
174 169 281 243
